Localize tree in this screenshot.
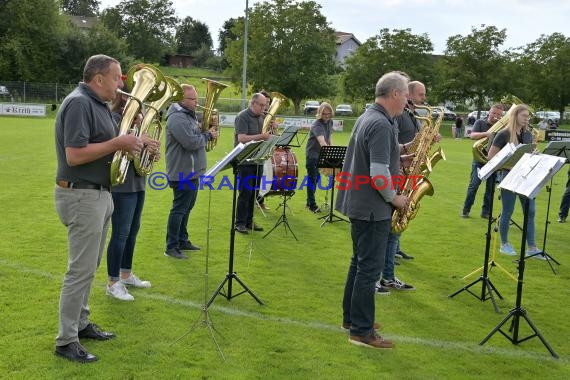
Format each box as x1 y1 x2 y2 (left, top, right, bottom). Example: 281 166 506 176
60 0 100 16
224 0 337 114
435 25 508 113
517 33 570 117
218 17 242 69
343 28 434 101
175 16 213 56
102 0 178 63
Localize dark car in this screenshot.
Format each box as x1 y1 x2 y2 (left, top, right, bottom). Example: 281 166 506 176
432 107 457 121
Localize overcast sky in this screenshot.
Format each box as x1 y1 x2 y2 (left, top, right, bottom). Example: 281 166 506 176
98 0 570 54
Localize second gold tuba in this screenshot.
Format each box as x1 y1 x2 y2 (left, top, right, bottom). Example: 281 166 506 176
199 78 229 151
472 95 525 164
262 92 288 134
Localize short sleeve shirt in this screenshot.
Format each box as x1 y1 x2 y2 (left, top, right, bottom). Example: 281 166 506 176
305 118 333 160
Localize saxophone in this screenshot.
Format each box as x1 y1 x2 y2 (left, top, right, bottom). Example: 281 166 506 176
391 105 445 233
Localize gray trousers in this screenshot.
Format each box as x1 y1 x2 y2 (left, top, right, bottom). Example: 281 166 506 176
54 186 113 346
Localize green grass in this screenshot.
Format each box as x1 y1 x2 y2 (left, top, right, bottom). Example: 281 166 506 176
1 116 569 379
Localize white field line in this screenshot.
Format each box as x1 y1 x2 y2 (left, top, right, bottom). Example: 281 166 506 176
2 259 564 363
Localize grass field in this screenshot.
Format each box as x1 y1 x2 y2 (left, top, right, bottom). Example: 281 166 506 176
0 115 569 379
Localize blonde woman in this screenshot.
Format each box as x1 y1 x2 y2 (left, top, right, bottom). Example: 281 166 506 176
487 104 542 258
305 102 334 213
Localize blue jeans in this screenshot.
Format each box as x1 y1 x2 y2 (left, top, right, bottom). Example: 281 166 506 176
382 232 400 280
166 180 198 250
558 168 570 218
499 189 535 247
342 218 390 336
107 191 145 280
305 157 319 208
463 160 493 215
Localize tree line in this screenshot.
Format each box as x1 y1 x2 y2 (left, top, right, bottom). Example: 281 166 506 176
1 0 568 116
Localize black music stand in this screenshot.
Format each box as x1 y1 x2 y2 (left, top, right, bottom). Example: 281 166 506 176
449 173 503 313
206 141 265 307
263 190 297 240
525 141 570 272
480 153 565 358
317 145 349 226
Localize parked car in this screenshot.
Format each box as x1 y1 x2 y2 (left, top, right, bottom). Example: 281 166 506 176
467 110 489 121
362 103 373 113
0 85 9 96
433 107 457 121
335 104 353 116
303 100 320 115
535 111 560 122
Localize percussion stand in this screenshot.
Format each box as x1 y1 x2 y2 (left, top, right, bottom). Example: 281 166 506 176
263 191 297 240
171 188 225 360
449 173 504 313
480 198 558 358
207 161 263 307
317 145 349 226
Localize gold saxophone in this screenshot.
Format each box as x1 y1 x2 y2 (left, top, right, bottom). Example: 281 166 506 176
133 76 183 176
391 105 445 233
110 64 167 186
472 95 525 164
199 78 229 152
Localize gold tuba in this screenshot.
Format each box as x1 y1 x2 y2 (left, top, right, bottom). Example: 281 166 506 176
472 95 525 164
199 78 229 151
110 64 167 186
262 92 288 134
133 76 183 176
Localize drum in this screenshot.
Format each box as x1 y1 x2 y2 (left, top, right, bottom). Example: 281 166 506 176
260 147 298 196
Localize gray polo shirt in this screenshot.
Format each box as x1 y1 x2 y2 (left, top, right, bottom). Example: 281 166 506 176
305 118 333 160
335 103 400 221
234 107 263 147
396 108 420 144
55 83 116 187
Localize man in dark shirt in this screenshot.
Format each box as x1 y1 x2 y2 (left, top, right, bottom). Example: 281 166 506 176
461 104 504 218
54 54 143 363
336 71 410 350
234 93 274 233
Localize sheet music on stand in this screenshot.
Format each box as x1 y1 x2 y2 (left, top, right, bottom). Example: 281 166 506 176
478 143 534 181
205 140 263 178
275 126 304 148
499 153 567 199
246 135 280 164
317 145 347 169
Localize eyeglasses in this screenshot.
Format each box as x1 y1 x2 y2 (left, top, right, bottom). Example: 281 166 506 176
322 112 332 116
184 97 197 101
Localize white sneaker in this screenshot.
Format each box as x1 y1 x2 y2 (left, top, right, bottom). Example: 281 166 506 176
121 273 151 288
106 281 134 301
500 243 517 256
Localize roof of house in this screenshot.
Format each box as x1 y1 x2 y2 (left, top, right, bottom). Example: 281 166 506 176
335 32 362 46
68 16 98 29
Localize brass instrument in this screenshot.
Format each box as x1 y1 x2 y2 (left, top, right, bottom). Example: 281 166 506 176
133 76 183 176
110 64 167 186
199 78 229 151
472 95 525 164
392 106 445 233
262 92 288 134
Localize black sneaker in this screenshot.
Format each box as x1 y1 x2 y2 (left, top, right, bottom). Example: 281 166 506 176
307 205 321 213
395 250 414 260
381 277 415 291
179 241 200 251
461 210 470 218
164 248 188 259
558 216 566 223
235 224 249 234
246 222 264 231
375 281 391 295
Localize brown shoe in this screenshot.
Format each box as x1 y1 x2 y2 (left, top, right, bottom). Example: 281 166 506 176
341 322 382 331
349 332 394 349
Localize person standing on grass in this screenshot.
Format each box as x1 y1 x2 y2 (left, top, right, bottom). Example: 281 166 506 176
336 71 411 349
305 101 334 213
557 167 570 223
54 54 143 363
461 104 504 219
105 84 158 301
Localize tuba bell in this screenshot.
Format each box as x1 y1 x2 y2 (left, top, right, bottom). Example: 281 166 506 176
199 78 229 152
262 92 288 134
110 64 167 186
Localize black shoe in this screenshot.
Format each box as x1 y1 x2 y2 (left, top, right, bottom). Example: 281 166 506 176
559 216 567 223
78 323 115 341
164 248 188 259
307 205 321 213
246 222 264 232
235 224 249 234
396 250 414 260
179 241 201 251
461 210 470 218
55 341 98 363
